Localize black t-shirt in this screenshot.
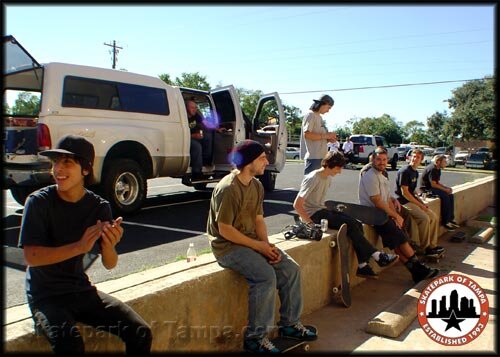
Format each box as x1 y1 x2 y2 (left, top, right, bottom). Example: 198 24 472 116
188 113 205 135
422 163 441 190
18 185 112 305
395 164 418 204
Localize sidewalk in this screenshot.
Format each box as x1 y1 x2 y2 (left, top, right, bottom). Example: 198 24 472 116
302 206 497 353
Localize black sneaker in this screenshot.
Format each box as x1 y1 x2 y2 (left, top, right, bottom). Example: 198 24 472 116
356 265 378 279
375 252 399 267
425 246 445 256
243 336 280 353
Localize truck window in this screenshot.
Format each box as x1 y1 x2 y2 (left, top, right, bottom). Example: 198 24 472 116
375 137 384 147
254 99 279 132
62 76 169 115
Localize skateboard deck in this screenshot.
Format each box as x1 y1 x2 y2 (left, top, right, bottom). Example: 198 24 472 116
270 337 310 353
324 200 388 226
449 231 466 243
331 223 351 307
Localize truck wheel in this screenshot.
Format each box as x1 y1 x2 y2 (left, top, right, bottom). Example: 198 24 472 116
391 155 398 170
10 186 40 206
101 159 147 215
260 171 276 192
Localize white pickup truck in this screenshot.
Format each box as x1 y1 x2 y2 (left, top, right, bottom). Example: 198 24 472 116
348 134 399 170
3 35 287 214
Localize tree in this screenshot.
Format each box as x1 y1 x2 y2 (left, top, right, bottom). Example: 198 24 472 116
426 111 449 147
445 75 495 140
402 120 425 143
351 114 404 144
11 92 40 115
158 72 210 90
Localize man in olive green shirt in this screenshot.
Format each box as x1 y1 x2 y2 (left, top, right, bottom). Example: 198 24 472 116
207 140 317 353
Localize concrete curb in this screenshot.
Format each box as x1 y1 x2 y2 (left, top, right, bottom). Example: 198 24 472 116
469 227 495 244
365 275 440 338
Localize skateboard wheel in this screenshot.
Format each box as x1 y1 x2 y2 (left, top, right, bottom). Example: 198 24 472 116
332 287 339 294
329 241 336 248
304 344 310 351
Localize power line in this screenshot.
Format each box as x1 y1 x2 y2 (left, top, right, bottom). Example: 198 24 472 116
280 78 484 95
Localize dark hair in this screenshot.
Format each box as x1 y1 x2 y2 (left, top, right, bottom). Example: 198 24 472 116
412 149 424 158
321 151 346 169
372 146 388 157
310 94 334 112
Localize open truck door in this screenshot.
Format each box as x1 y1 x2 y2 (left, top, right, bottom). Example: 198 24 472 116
250 93 287 191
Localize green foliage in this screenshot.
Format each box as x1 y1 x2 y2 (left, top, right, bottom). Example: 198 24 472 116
446 75 495 140
9 92 40 116
351 114 404 144
158 71 210 91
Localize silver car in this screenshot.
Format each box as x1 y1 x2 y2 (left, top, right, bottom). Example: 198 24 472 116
286 147 300 160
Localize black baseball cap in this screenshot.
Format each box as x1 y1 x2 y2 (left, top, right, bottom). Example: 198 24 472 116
39 135 95 168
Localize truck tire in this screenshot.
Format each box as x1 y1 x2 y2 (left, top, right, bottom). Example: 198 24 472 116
101 159 147 215
259 171 276 192
391 154 398 170
10 186 40 206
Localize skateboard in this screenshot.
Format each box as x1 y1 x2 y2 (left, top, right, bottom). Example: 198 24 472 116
449 231 466 243
329 223 351 307
270 337 310 353
325 200 388 226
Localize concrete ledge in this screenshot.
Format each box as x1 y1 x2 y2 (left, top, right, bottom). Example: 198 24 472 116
469 227 495 244
4 175 495 352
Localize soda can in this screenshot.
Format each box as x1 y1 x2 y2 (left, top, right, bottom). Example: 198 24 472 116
320 219 328 232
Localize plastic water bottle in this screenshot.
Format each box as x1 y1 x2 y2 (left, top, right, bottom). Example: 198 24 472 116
186 243 197 262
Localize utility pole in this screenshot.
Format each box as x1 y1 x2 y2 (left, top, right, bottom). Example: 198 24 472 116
103 40 123 69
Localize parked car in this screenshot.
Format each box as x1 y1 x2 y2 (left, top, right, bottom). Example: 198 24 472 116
286 147 300 160
476 147 492 157
397 146 411 161
465 152 495 170
454 150 470 166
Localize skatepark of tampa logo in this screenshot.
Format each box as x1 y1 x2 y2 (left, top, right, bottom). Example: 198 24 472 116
418 273 489 346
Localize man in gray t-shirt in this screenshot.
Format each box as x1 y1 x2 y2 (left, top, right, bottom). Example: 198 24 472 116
294 151 398 279
358 147 439 284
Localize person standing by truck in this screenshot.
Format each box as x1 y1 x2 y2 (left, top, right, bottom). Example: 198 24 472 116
18 135 152 355
300 94 337 175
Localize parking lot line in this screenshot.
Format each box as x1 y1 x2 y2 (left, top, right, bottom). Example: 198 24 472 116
122 221 206 235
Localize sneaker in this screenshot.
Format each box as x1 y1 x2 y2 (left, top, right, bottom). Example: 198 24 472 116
375 252 399 267
425 246 445 256
243 336 280 353
279 322 318 341
444 222 457 231
356 264 378 279
449 221 460 228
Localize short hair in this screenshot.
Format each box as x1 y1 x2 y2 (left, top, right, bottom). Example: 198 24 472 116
432 154 446 164
321 150 346 168
372 146 388 157
412 149 424 158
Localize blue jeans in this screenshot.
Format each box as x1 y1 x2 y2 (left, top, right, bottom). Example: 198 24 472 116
304 159 322 175
217 246 303 340
430 188 455 225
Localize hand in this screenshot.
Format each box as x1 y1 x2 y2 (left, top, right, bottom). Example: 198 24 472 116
78 221 105 254
326 132 337 141
192 131 203 140
100 217 123 250
267 244 282 265
392 215 404 229
257 241 280 262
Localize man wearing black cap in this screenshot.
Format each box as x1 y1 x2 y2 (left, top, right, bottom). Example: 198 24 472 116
18 135 152 354
300 94 338 175
207 140 317 353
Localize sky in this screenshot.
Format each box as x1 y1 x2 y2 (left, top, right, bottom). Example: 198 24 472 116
4 4 496 132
